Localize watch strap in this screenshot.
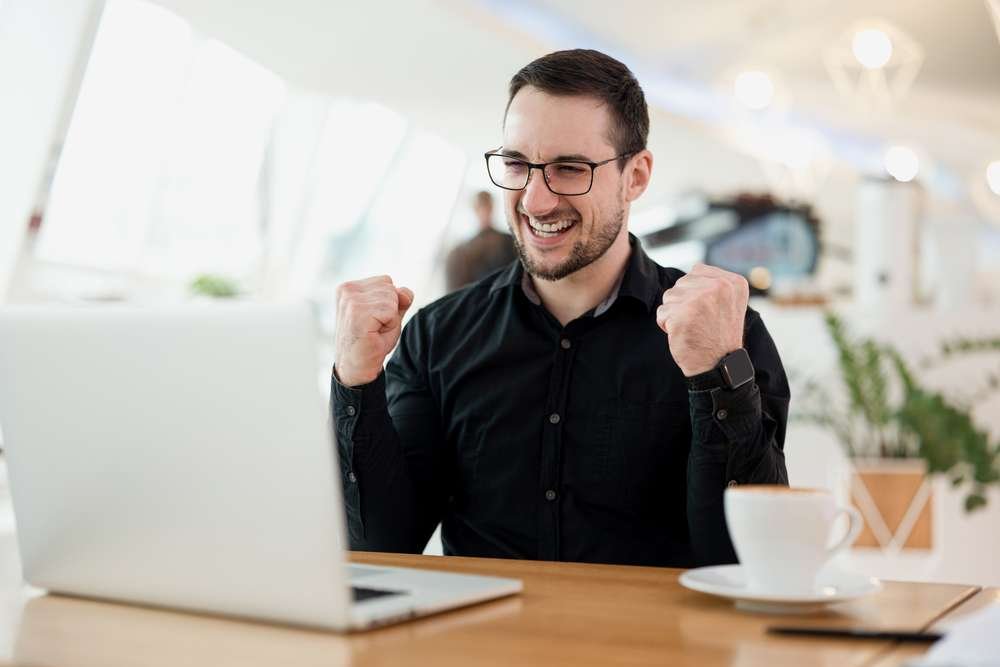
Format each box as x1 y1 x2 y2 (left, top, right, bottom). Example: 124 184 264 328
685 348 754 391
685 366 727 391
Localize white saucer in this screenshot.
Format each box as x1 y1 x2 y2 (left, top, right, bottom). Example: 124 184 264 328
679 565 882 614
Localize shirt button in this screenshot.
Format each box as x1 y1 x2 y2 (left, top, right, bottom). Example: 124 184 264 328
716 409 728 421
549 413 561 424
560 339 571 349
348 471 357 484
545 489 557 501
728 480 737 488
346 405 357 417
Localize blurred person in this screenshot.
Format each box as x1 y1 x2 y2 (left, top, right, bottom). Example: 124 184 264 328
331 50 789 567
444 191 517 291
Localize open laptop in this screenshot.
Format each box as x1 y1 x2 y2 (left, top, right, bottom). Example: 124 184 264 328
0 303 521 631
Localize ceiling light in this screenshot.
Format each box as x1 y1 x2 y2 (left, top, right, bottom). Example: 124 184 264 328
733 71 775 110
884 146 919 182
749 266 773 291
826 21 922 110
987 161 1000 196
852 28 893 69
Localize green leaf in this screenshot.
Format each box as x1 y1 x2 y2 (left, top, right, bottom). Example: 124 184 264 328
190 274 240 299
802 312 1000 505
965 494 988 513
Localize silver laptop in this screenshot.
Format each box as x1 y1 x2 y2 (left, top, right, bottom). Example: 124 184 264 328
0 303 521 631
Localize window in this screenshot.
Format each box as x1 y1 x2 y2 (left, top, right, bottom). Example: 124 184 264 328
36 0 466 306
37 0 196 271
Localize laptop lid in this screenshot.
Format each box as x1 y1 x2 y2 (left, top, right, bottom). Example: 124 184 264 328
0 303 354 629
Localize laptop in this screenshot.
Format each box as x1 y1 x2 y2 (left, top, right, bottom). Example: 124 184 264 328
0 303 521 631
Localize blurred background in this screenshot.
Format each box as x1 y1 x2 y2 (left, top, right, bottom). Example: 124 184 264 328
2 0 1000 584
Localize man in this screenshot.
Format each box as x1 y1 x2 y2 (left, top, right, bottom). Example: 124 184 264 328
331 49 789 567
444 191 517 291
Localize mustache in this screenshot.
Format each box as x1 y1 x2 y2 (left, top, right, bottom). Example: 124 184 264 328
514 204 581 225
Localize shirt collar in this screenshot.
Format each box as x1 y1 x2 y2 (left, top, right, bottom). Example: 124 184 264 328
489 233 663 314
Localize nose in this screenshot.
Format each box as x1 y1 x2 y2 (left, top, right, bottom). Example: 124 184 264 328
519 169 560 219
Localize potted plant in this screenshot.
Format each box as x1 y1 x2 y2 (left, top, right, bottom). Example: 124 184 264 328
189 274 241 299
795 312 1000 550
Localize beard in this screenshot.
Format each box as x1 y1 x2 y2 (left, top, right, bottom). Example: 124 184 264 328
508 200 625 282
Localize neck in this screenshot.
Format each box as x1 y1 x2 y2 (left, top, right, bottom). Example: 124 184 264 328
531 230 631 326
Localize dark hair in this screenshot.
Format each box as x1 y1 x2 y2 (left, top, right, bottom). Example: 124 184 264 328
473 190 493 207
505 49 649 169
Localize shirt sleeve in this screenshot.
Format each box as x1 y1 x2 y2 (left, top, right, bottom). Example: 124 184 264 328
685 308 790 566
330 311 448 553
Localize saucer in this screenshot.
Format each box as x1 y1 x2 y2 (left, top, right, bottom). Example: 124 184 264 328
679 565 882 614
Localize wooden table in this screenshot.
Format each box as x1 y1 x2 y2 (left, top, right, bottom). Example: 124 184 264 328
868 587 1000 667
1 552 991 666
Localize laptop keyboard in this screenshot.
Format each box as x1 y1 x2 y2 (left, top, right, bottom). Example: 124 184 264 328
351 586 402 603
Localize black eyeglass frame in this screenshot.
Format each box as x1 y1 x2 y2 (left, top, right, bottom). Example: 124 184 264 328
484 149 635 196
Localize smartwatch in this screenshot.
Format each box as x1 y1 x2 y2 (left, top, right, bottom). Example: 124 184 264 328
685 348 755 391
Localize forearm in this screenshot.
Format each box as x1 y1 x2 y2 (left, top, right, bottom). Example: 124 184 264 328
331 371 441 553
686 381 788 565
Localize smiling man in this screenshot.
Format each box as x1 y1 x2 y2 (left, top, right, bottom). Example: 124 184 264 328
331 49 789 567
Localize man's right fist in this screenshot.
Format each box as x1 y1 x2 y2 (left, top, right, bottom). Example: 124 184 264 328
333 275 414 387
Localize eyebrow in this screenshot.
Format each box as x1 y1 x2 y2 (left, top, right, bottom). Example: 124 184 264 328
497 148 595 163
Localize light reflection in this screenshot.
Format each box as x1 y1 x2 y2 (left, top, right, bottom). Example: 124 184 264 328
852 28 893 69
734 71 775 111
986 161 1000 196
884 146 919 183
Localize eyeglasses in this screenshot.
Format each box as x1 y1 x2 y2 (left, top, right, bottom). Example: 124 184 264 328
484 150 634 196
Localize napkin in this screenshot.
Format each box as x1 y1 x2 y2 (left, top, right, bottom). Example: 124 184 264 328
906 602 1000 667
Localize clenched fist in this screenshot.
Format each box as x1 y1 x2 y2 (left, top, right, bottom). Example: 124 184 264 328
655 263 749 377
334 275 414 387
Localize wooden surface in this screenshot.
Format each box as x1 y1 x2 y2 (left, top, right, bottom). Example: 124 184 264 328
1 552 985 667
871 587 1000 666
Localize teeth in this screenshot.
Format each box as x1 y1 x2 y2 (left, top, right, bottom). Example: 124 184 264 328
528 219 576 235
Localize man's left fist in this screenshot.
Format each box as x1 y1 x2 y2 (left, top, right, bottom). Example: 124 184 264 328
655 263 749 377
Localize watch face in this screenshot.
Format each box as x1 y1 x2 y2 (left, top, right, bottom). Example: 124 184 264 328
723 349 754 388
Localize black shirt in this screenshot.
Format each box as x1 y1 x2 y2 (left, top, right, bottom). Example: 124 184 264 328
331 235 789 567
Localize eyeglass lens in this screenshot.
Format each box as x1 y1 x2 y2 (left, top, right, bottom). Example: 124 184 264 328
487 155 593 195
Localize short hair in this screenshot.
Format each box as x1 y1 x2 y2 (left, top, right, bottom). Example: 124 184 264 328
506 49 649 168
473 190 493 207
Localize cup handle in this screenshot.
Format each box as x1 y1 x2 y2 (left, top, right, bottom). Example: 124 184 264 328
827 506 863 556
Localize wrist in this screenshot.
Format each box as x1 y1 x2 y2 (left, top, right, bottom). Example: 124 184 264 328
681 359 720 377
679 350 730 378
333 363 379 388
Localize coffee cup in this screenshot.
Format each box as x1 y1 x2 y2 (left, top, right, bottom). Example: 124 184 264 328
724 485 862 596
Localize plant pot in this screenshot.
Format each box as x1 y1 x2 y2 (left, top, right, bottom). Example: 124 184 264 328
849 458 933 550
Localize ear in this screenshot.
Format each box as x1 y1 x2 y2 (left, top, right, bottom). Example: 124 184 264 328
623 149 653 203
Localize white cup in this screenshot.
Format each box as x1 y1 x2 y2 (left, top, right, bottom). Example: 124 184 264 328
724 485 862 596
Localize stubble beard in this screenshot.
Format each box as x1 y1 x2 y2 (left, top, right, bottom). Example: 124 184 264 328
509 200 625 282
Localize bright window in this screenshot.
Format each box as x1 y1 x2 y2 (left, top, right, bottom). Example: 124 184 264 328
36 0 466 306
37 0 194 271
